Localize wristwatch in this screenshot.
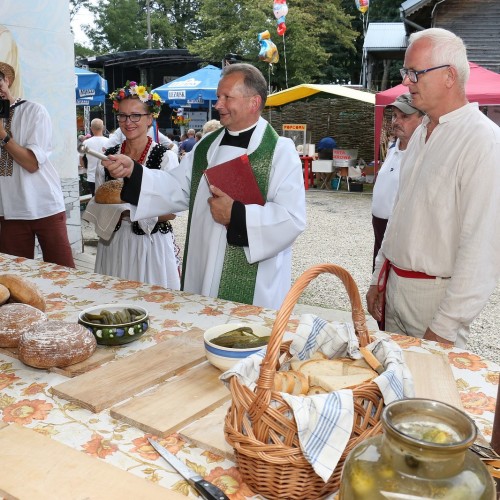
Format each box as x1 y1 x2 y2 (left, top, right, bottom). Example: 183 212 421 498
0 134 10 147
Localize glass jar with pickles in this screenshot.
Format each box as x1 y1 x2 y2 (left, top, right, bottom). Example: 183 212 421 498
339 399 496 499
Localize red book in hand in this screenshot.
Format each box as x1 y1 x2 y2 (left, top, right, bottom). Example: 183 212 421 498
203 154 265 206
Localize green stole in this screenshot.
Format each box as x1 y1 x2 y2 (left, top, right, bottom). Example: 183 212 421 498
182 123 278 304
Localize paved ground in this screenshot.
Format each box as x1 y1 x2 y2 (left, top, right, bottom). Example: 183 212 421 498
81 188 500 364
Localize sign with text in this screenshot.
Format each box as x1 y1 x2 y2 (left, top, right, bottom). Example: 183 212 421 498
282 124 307 152
332 149 358 167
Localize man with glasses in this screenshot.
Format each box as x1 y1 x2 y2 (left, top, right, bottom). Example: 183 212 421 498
366 28 500 348
103 63 306 310
0 61 75 267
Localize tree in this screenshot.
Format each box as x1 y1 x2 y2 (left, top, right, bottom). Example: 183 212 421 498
85 0 177 52
188 0 357 90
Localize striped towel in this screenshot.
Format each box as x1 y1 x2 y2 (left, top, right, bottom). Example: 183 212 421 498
221 314 414 482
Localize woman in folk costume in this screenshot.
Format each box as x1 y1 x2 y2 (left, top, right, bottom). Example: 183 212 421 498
94 81 180 289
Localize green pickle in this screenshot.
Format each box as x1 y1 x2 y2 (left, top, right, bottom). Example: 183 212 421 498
83 308 145 325
339 399 496 499
211 327 269 349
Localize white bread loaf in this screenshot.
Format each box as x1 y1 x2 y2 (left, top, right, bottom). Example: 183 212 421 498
0 274 46 311
18 321 97 369
0 303 48 347
298 359 377 393
94 179 124 204
0 283 10 305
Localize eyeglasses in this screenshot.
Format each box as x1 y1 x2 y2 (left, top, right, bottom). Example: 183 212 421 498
116 113 150 123
399 65 450 83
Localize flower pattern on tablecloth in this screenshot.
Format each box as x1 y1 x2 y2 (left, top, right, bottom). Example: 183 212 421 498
0 253 498 499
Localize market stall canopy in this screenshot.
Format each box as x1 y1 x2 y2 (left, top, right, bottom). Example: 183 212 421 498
152 65 221 106
374 62 500 169
75 66 108 106
265 84 376 108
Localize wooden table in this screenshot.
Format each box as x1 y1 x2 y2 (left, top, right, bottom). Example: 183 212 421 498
0 253 498 498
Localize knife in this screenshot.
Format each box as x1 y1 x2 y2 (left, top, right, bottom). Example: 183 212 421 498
148 438 229 500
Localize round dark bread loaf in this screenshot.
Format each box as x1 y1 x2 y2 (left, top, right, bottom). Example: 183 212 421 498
0 303 48 347
95 179 124 204
0 274 46 311
18 321 97 368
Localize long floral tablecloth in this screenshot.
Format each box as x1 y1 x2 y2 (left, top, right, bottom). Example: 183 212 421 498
0 253 499 499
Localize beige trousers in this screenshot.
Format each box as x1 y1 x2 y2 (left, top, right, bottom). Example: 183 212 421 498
385 271 468 348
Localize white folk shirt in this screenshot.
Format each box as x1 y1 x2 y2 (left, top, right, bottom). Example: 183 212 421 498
128 117 306 310
372 103 500 342
371 140 405 220
0 101 65 219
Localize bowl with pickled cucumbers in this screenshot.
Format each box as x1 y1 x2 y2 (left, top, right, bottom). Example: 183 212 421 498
78 303 149 346
203 323 271 372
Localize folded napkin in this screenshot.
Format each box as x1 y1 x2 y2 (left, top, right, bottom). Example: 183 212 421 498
220 314 414 483
82 198 158 241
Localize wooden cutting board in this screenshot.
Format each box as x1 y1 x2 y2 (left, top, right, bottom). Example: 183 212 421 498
179 401 236 461
403 350 464 410
0 424 184 499
0 345 116 378
51 327 205 412
111 362 231 436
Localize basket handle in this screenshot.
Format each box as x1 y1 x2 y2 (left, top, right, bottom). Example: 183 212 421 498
249 264 369 422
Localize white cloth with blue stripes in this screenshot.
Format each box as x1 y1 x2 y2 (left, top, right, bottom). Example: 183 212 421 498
220 314 414 482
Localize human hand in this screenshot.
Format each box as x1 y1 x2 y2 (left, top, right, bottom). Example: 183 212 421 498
366 285 383 321
207 185 233 226
423 327 454 345
102 154 134 179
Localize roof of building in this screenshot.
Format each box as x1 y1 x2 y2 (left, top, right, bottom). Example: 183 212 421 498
363 23 407 51
400 0 434 17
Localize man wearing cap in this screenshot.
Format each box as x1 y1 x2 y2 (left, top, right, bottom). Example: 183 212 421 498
0 61 75 267
366 28 500 348
316 136 337 159
371 93 424 272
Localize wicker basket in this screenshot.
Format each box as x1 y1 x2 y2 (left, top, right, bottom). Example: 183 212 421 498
224 264 384 499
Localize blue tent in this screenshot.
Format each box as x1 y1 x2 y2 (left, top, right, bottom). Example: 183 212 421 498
153 65 221 112
75 66 108 106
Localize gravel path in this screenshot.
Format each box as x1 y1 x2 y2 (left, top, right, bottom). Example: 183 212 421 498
84 189 500 364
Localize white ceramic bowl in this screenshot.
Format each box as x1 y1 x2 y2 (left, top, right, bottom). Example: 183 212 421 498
203 323 271 372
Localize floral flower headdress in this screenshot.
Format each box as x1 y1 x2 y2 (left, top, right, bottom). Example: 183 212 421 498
109 81 164 119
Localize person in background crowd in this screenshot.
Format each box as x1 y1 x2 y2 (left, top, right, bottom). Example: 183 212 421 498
0 61 75 267
179 128 196 154
103 63 306 310
371 93 424 272
366 28 500 348
94 81 180 289
202 119 222 135
316 136 337 159
195 131 203 142
80 118 108 196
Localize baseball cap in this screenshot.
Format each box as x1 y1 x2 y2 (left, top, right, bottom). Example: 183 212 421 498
389 93 421 115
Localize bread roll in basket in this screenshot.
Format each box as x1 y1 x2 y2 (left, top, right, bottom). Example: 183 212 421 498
95 180 124 204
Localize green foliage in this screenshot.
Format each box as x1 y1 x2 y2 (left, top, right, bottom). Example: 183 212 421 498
72 0 401 88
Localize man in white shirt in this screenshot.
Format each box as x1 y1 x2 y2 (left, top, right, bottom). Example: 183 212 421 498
103 63 306 310
80 118 108 196
371 93 423 272
366 28 500 347
0 61 74 267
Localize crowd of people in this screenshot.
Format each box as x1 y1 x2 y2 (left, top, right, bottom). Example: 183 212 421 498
0 26 498 350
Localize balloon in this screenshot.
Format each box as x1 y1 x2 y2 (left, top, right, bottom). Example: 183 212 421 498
273 0 288 36
258 30 279 64
355 0 369 14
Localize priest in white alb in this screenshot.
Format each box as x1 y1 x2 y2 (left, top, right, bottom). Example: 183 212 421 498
102 63 306 310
